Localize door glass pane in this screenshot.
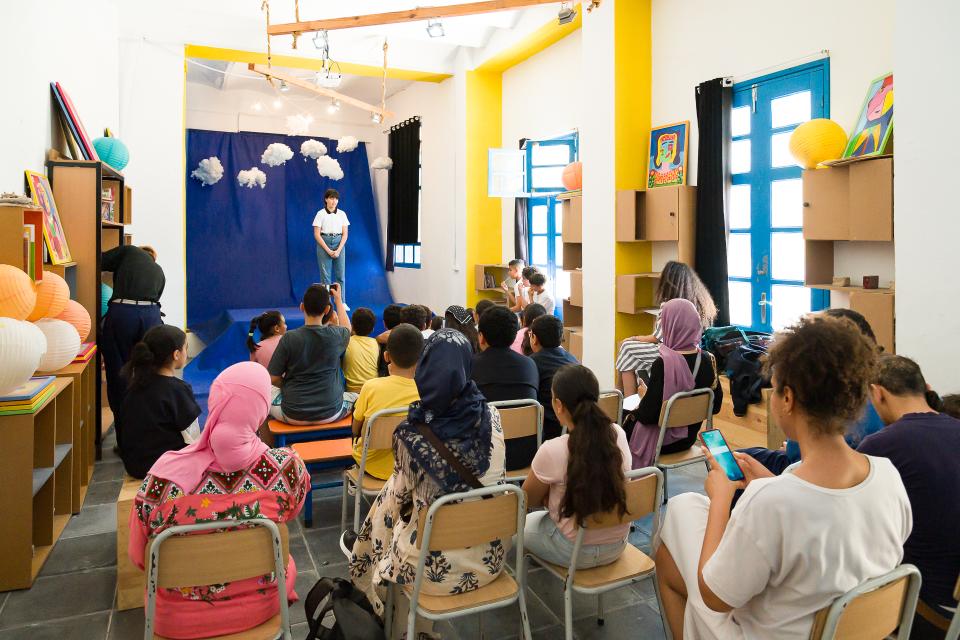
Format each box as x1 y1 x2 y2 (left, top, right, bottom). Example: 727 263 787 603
728 280 753 327
395 245 403 263
731 106 751 137
555 236 563 269
771 232 805 281
771 179 803 227
729 184 751 229
555 270 570 303
413 245 420 264
405 245 414 264
771 131 794 168
531 205 547 233
771 284 811 331
531 166 564 189
555 206 563 235
771 90 811 129
731 139 751 174
727 233 752 278
531 143 571 166
531 236 548 266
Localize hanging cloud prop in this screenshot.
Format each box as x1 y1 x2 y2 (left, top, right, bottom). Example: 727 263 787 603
237 167 267 189
371 156 393 171
336 136 359 153
300 139 327 160
285 114 311 136
261 143 294 167
317 156 344 181
190 156 224 186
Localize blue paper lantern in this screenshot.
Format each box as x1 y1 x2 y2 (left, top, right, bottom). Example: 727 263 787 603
101 283 113 317
93 137 130 171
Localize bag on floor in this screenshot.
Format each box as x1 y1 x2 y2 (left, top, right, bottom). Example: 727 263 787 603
304 577 385 640
726 342 771 417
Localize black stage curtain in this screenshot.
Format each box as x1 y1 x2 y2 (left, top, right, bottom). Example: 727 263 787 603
386 116 421 270
694 78 731 326
513 138 529 264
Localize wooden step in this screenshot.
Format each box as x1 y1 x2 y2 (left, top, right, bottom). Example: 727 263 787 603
714 377 769 450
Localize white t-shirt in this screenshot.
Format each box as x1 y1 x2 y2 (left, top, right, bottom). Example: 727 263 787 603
312 209 350 234
531 289 555 315
701 455 912 640
421 329 435 339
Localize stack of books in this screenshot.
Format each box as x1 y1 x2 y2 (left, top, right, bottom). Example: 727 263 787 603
73 342 96 364
0 376 56 416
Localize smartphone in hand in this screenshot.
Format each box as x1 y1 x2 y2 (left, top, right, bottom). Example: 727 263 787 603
700 429 745 481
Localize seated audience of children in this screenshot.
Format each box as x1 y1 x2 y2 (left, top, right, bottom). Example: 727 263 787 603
350 324 424 480
444 304 480 353
509 266 538 314
501 258 525 308
429 315 443 332
342 307 379 393
246 310 286 369
118 325 201 479
474 298 496 324
512 303 546 355
524 271 555 315
528 314 578 440
268 283 355 424
400 304 431 338
377 303 403 376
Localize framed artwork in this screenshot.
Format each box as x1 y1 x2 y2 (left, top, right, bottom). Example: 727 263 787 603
24 171 72 265
647 121 689 188
51 82 99 162
842 73 893 158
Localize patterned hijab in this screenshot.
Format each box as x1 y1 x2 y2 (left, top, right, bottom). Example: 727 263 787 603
445 305 474 326
394 329 493 496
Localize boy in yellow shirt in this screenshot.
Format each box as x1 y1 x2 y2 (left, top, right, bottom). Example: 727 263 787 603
351 323 424 478
343 307 380 393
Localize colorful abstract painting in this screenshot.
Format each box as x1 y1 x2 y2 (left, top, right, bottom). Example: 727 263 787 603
648 121 689 188
843 73 893 158
24 171 72 265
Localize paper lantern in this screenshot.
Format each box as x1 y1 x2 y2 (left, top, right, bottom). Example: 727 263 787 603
56 300 91 342
561 161 582 191
28 271 69 321
0 264 37 321
92 136 130 171
35 318 80 372
0 319 47 395
789 119 847 169
101 283 113 317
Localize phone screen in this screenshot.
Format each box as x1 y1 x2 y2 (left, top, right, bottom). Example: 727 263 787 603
700 430 745 481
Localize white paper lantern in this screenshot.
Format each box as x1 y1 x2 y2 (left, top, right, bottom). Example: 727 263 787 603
34 318 80 373
0 318 47 395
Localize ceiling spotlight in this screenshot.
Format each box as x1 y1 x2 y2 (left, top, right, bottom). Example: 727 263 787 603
272 98 283 109
316 61 342 89
371 112 383 124
426 18 445 38
252 101 263 112
327 98 341 114
313 30 330 60
279 80 290 93
557 2 577 25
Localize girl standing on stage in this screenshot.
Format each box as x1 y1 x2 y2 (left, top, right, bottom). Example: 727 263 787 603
313 188 350 295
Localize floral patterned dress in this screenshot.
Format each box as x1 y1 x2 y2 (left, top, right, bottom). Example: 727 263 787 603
349 408 507 614
129 447 309 639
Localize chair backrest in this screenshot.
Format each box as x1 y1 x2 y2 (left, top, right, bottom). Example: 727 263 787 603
416 486 523 551
490 400 542 443
364 407 409 450
808 564 922 640
149 522 290 588
598 390 624 424
657 388 713 428
584 467 663 529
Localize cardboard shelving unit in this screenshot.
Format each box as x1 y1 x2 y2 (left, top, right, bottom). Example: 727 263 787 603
558 191 583 360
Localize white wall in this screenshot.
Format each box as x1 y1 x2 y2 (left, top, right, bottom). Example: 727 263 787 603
893 0 960 392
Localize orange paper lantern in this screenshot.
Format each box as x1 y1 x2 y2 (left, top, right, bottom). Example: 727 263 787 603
561 161 582 191
0 265 37 321
28 271 69 321
56 299 92 342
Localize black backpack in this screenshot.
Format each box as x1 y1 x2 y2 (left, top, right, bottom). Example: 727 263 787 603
303 577 386 640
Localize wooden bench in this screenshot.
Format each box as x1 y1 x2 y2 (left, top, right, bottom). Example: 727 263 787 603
116 474 145 610
291 439 354 527
266 415 353 448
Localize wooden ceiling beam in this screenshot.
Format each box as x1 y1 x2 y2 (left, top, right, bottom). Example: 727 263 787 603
247 64 396 118
267 0 565 35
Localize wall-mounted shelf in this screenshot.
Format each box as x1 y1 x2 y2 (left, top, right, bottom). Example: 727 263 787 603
615 273 663 314
474 263 510 299
562 299 583 327
615 186 696 249
562 242 582 270
568 270 583 307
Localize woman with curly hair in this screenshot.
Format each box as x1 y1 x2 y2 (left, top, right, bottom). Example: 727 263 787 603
654 316 911 640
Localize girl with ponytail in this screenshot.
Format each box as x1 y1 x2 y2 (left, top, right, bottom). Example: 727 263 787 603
118 325 201 479
246 311 287 368
522 364 632 569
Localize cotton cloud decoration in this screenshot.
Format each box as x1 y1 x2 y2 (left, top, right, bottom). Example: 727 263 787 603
237 167 267 189
261 143 294 167
191 156 224 186
371 156 393 170
286 114 310 136
301 139 327 159
337 136 359 153
317 156 344 181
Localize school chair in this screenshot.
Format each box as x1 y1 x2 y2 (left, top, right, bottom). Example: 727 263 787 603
941 573 960 640
522 467 665 640
292 438 353 528
808 563 921 640
340 406 408 532
267 414 353 448
654 388 714 500
384 483 532 640
144 519 292 640
490 399 543 484
598 389 624 425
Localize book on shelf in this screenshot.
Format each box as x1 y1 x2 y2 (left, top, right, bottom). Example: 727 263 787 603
0 385 57 415
73 343 96 363
0 376 56 403
22 210 42 280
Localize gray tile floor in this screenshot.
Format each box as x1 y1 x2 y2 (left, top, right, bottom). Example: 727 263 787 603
0 429 708 639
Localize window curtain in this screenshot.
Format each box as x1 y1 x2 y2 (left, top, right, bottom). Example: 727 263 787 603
513 137 529 263
694 78 731 326
386 116 421 271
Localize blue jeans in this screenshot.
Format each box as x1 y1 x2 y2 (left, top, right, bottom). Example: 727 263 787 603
522 510 625 569
317 233 345 294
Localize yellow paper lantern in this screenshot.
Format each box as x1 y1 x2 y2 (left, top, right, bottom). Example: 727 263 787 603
56 299 91 342
28 271 69 321
0 264 37 321
789 119 848 169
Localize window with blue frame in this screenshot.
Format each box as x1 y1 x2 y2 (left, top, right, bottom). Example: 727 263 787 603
526 132 578 308
394 124 423 268
728 60 830 332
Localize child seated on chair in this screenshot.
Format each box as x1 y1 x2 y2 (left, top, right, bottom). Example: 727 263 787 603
247 310 286 369
528 315 579 440
623 298 722 469
512 303 546 355
522 364 632 569
351 324 424 480
268 284 356 425
399 304 431 338
343 307 379 393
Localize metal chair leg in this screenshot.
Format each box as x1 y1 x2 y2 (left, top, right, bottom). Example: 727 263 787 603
384 582 394 638
517 582 533 640
564 585 574 640
597 592 605 626
340 475 350 532
303 483 314 528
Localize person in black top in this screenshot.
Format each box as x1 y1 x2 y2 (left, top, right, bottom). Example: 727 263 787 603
101 244 166 415
528 315 579 440
118 325 200 478
472 306 539 470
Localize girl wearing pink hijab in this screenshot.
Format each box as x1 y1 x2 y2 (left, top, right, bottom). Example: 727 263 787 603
627 298 722 469
129 361 309 639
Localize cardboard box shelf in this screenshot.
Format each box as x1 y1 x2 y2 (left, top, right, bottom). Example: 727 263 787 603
562 299 583 327
615 273 661 314
560 195 582 243
615 186 697 244
802 157 892 242
560 325 581 353
474 263 510 294
562 242 582 270
568 270 583 307
849 290 895 354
